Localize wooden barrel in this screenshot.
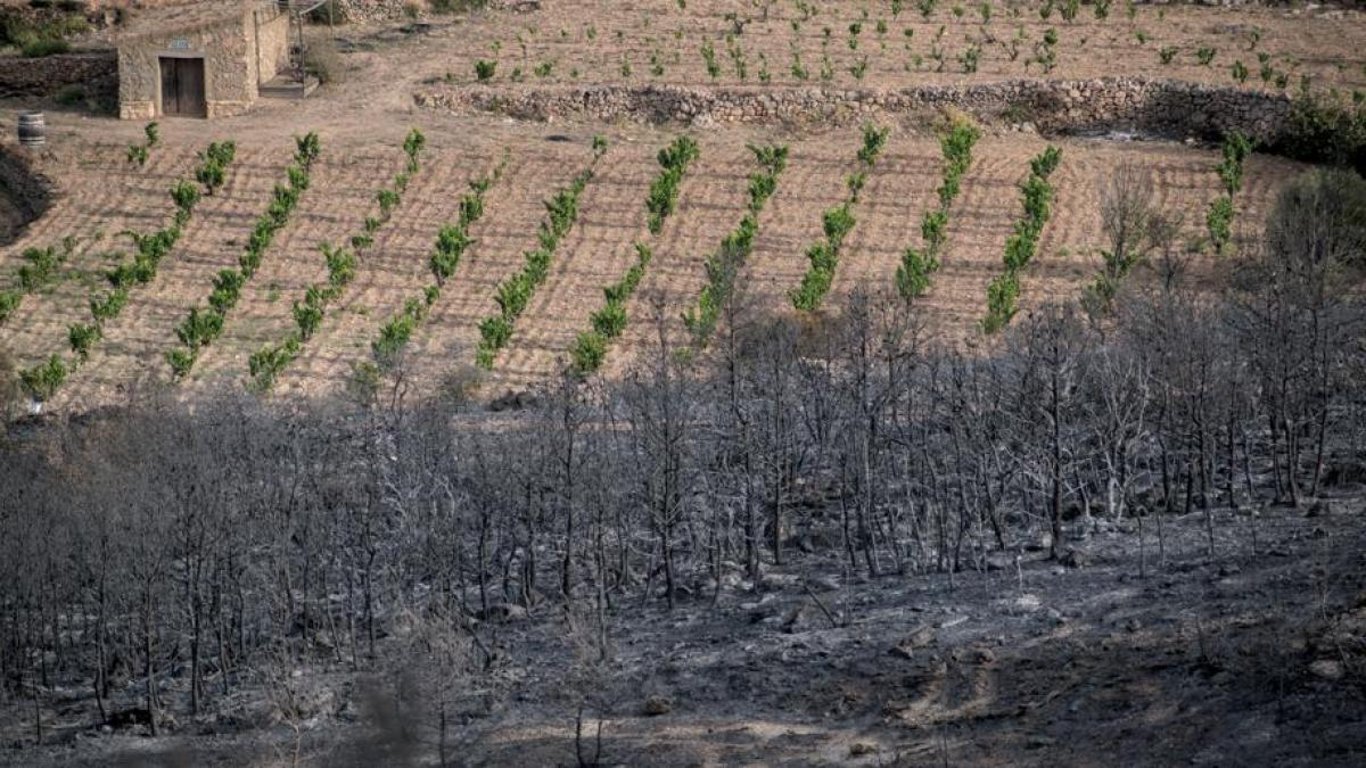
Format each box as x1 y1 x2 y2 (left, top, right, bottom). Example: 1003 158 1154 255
17 112 45 149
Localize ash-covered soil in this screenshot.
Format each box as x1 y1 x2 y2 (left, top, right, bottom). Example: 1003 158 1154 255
4 497 1365 768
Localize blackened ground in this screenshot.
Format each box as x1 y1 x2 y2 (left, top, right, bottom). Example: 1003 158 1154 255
5 495 1365 767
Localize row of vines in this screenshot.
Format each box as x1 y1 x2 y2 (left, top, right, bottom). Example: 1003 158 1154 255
682 143 790 346
170 134 323 378
789 123 888 311
0 238 77 328
359 151 509 378
474 137 608 370
248 130 427 391
570 135 701 374
982 145 1063 334
17 141 236 401
1206 131 1253 255
895 118 980 299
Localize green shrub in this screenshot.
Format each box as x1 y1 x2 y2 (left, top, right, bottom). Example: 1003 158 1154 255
21 37 68 57
1271 90 1366 173
475 59 496 81
571 330 607 374
1206 196 1234 253
169 182 200 217
0 290 20 324
208 269 245 313
981 145 1061 332
981 273 1019 334
646 136 700 235
573 148 684 372
403 127 426 171
20 355 67 401
18 246 62 291
895 247 936 298
1216 131 1253 196
897 119 978 300
89 289 127 322
293 297 324 340
857 124 890 167
685 145 786 341
65 323 99 361
701 39 720 78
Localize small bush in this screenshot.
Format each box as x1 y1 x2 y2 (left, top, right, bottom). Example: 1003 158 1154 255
19 354 67 401
21 37 68 57
305 36 344 84
475 59 497 81
0 290 22 324
68 323 100 361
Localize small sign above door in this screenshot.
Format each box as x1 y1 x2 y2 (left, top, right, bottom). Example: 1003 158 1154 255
169 38 190 50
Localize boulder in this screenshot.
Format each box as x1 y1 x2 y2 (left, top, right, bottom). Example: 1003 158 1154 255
1309 659 1345 681
889 625 936 659
642 694 672 716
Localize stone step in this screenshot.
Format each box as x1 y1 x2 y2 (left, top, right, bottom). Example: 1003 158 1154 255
260 75 319 99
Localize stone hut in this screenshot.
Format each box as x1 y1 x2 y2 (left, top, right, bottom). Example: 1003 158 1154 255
116 1 290 120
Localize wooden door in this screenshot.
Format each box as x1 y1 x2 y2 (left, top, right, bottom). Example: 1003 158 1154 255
159 57 206 117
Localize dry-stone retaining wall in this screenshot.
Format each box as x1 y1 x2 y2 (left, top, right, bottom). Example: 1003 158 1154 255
0 51 119 99
415 78 1295 144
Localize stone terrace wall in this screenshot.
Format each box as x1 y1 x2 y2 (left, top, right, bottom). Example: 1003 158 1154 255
415 78 1296 144
0 51 119 99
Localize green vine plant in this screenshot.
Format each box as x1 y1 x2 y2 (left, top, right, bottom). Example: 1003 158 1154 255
168 133 321 379
194 141 238 197
475 139 609 370
18 141 232 403
571 135 701 375
0 236 78 327
790 123 889 311
246 130 430 392
981 145 1063 334
125 122 159 169
896 117 981 299
1205 131 1253 255
682 142 790 346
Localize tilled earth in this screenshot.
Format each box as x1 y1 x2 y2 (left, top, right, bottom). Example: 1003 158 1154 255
5 494 1365 767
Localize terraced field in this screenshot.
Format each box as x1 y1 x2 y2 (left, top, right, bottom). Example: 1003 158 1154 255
428 0 1364 94
0 125 1300 408
0 0 1358 411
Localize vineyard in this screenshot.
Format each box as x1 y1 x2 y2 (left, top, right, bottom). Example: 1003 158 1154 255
0 123 1303 408
0 0 1356 408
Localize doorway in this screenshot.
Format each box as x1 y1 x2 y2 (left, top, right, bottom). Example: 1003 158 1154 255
159 57 206 118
